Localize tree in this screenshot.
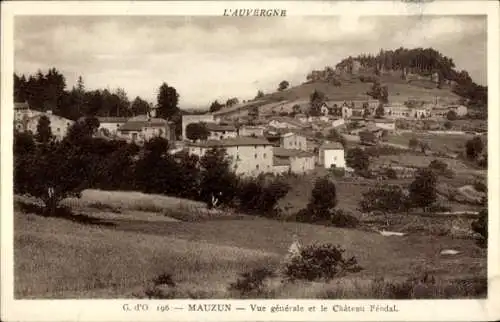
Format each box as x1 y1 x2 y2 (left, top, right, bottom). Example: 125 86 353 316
408 137 419 150
278 80 290 91
131 96 150 116
14 140 96 215
255 90 265 99
226 97 239 107
446 110 458 121
35 115 53 144
471 208 487 248
375 104 385 118
346 147 370 172
359 130 377 146
359 184 406 214
302 177 337 221
157 82 180 120
443 121 452 130
327 129 346 147
65 117 100 144
466 136 484 160
409 168 437 211
309 90 326 115
199 148 239 208
186 122 209 141
209 100 224 113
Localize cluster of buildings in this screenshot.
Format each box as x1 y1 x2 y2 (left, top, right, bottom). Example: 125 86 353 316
14 102 175 144
182 113 346 177
14 102 75 140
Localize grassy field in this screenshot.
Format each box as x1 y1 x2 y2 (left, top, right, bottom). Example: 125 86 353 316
15 194 486 299
386 132 473 154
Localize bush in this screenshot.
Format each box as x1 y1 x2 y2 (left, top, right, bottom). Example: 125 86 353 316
330 209 359 228
471 209 487 248
329 167 345 178
228 267 275 297
473 180 487 193
282 243 362 282
237 177 290 216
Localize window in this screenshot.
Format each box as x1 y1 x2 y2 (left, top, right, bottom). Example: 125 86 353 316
57 128 61 132
263 153 266 158
256 164 259 170
254 153 257 159
117 124 120 128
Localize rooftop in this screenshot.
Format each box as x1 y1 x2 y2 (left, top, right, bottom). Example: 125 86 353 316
119 119 167 132
97 117 129 123
273 147 314 158
319 141 344 150
188 136 273 148
205 122 237 132
273 156 291 166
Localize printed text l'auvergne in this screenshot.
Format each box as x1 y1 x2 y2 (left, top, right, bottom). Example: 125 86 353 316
223 9 287 17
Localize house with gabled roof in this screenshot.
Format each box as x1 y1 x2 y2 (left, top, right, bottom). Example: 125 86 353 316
205 122 238 140
118 117 174 144
187 137 274 177
319 141 345 169
273 147 315 174
97 117 129 136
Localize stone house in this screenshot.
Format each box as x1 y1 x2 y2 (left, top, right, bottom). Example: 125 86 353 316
25 110 74 141
318 141 345 168
187 137 274 177
273 147 315 174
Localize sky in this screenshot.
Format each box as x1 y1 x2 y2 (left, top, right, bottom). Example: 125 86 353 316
14 15 487 109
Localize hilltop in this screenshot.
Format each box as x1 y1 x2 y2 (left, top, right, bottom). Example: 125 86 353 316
210 47 487 116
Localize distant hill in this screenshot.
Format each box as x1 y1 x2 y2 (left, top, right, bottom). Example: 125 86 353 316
210 47 486 117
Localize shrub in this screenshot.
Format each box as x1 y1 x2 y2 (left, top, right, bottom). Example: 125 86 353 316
237 177 290 216
329 167 345 178
466 136 484 160
228 267 275 297
330 209 360 228
152 273 176 287
346 147 370 172
471 209 487 248
385 168 398 179
359 184 407 214
282 243 362 282
473 180 487 193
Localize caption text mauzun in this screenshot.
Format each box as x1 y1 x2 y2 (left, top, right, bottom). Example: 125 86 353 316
223 9 287 17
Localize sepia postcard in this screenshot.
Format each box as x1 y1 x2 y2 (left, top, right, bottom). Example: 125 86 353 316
1 0 499 321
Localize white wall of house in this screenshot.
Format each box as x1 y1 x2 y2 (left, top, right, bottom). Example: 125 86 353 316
188 144 274 177
290 156 315 174
99 122 125 135
208 130 238 140
268 120 300 129
332 118 345 128
322 149 346 168
26 113 74 140
375 122 396 131
450 105 468 116
273 164 290 175
281 133 307 151
239 126 264 137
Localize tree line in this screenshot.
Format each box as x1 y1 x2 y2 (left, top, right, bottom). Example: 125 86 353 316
14 68 183 137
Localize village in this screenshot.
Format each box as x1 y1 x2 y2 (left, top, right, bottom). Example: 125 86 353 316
13 90 481 180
